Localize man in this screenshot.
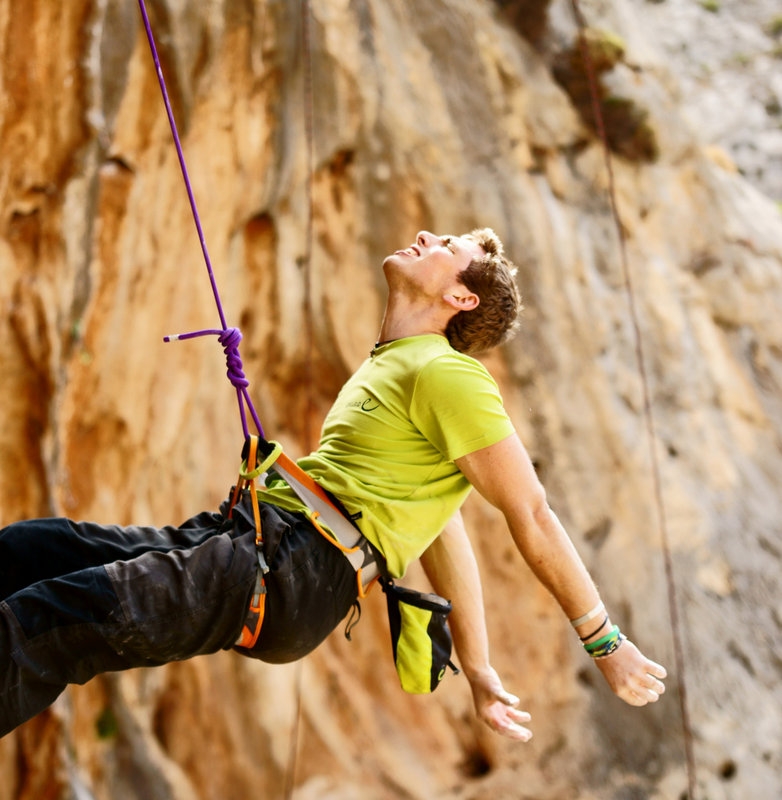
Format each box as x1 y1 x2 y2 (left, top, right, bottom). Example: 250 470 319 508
0 229 666 740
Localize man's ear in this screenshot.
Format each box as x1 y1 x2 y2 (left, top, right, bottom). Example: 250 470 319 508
443 291 480 312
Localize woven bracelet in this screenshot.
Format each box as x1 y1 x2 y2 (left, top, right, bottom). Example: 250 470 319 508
592 634 626 659
584 625 623 658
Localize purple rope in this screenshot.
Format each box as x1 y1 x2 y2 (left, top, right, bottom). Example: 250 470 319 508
137 0 264 439
164 328 249 389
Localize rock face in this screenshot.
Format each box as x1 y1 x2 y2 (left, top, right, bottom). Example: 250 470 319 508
632 0 782 202
1 1 782 798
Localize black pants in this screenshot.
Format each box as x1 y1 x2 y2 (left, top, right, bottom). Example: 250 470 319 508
0 497 358 737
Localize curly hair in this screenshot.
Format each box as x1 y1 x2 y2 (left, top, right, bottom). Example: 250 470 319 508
445 228 522 354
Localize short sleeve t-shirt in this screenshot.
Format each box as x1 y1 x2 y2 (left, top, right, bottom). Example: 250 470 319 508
260 334 515 576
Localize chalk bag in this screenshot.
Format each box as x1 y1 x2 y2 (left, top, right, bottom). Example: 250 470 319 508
382 581 459 694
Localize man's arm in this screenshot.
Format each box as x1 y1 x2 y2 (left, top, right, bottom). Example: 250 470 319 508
454 432 667 708
420 512 532 741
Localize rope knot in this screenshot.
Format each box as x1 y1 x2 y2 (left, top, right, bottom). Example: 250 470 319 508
218 327 249 390
164 326 249 391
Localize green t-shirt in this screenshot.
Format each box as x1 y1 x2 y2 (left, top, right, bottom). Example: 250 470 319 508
260 334 515 576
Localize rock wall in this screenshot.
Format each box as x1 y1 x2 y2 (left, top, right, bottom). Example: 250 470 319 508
633 0 782 202
1 1 782 798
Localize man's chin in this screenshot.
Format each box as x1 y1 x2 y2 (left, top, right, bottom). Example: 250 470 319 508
382 254 401 272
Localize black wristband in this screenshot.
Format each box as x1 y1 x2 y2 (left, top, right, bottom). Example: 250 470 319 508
579 614 609 642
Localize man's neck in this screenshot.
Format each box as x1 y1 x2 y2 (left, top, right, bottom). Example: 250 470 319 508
376 295 450 347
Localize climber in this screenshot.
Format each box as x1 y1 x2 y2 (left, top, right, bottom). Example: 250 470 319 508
0 228 666 740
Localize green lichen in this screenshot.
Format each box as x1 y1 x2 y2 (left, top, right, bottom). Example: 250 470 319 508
766 15 782 37
95 707 119 740
602 97 660 162
551 28 658 164
581 28 626 73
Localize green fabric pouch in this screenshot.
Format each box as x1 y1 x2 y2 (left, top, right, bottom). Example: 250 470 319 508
382 580 459 694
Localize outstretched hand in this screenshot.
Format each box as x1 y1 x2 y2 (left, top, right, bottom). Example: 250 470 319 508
468 667 532 741
594 638 667 706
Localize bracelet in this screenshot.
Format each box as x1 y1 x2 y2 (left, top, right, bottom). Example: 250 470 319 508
593 635 626 659
578 614 609 642
570 601 605 629
583 625 625 658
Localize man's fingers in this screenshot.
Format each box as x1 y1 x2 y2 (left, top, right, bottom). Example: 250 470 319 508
494 710 533 741
499 722 533 742
647 659 667 680
625 685 663 706
594 640 668 708
483 701 533 741
640 666 666 698
507 707 532 724
497 690 520 707
624 689 650 707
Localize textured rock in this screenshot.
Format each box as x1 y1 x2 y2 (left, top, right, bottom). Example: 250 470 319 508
629 0 782 201
1 1 782 798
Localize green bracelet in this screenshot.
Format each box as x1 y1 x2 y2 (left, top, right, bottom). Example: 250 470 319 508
583 625 625 658
584 625 619 653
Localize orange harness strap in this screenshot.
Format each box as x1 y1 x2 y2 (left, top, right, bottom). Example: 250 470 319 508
272 449 383 598
228 435 385 646
229 435 270 649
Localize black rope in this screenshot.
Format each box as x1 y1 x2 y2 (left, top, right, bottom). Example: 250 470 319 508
568 2 697 797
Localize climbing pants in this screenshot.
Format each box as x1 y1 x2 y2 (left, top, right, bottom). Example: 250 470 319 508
0 497 358 737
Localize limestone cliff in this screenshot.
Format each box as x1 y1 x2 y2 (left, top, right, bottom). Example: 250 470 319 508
2 1 782 798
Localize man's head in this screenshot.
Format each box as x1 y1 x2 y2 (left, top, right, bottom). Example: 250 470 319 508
444 228 522 355
383 228 522 355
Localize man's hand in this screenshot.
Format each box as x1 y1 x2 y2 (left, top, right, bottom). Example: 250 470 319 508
419 516 532 742
468 667 533 741
593 638 667 706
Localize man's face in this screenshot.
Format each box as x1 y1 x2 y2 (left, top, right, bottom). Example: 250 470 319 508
383 231 484 298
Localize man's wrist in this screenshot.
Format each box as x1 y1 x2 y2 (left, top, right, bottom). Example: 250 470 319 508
569 600 604 628
462 663 496 685
570 600 617 644
577 614 611 644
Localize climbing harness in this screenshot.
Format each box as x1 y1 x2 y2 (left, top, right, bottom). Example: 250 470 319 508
230 435 271 649
236 434 383 598
569 1 697 795
269 447 381 596
226 431 382 647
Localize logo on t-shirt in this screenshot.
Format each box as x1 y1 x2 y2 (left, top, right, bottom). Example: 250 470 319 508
347 396 380 412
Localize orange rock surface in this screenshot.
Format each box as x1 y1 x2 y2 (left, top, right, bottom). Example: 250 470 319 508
2 2 782 798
